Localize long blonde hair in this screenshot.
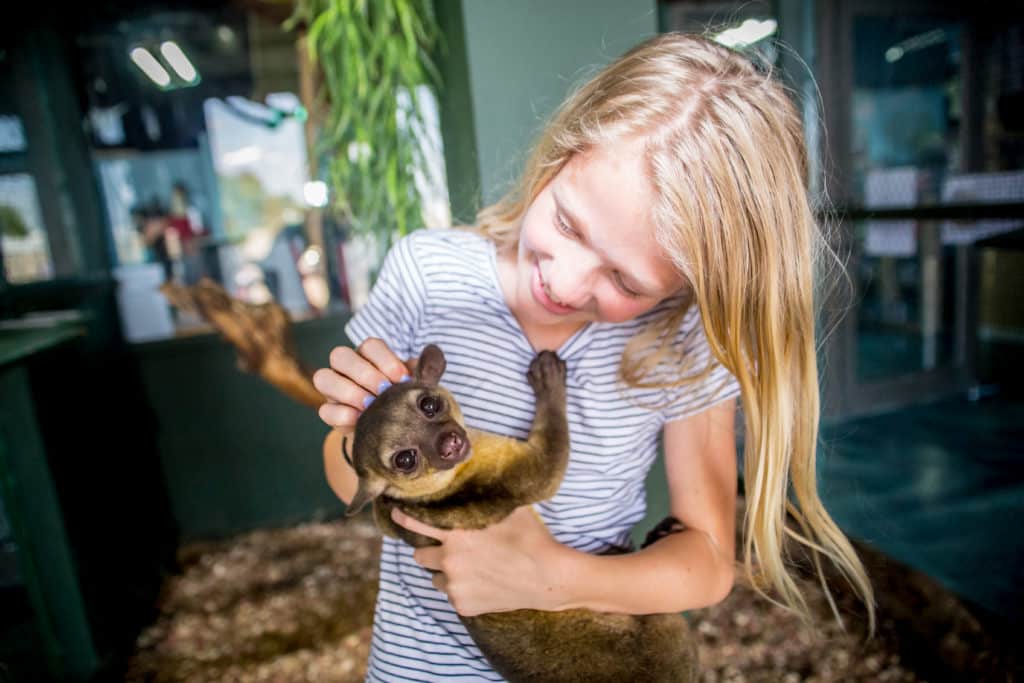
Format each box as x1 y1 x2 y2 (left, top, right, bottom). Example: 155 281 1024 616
476 32 874 631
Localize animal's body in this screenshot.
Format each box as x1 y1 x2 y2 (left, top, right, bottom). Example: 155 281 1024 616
347 344 697 682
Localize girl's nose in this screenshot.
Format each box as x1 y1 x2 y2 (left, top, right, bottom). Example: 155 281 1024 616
547 248 600 308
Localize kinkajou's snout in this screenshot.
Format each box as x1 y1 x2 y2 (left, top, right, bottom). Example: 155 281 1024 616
437 429 469 463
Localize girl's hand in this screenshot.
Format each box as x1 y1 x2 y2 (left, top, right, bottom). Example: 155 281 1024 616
313 338 412 431
392 506 569 617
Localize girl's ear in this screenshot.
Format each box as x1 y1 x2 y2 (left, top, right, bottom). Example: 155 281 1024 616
347 473 388 516
415 344 446 386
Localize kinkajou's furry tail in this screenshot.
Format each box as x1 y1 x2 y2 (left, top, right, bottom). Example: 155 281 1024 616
641 516 686 549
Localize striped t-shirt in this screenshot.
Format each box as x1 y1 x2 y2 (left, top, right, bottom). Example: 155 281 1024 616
344 228 739 682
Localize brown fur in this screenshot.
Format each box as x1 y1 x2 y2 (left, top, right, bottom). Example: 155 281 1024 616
348 344 697 682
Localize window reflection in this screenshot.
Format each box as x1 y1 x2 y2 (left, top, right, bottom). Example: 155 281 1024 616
0 174 54 284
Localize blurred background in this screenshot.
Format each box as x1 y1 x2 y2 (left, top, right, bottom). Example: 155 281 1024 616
0 0 1020 681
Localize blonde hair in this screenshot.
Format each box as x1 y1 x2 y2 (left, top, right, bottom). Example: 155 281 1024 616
475 32 874 631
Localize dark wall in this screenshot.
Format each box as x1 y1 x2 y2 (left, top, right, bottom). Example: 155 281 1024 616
131 313 348 540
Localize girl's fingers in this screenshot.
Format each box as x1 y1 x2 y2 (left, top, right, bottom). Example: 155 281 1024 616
312 368 374 409
328 345 394 396
359 338 412 385
412 546 443 572
391 508 448 541
318 339 411 427
317 402 361 430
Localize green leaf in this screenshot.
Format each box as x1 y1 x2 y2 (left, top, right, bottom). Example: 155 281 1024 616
397 1 417 60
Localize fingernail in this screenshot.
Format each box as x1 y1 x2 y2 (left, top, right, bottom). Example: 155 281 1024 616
378 379 392 393
399 374 412 383
390 508 402 521
362 395 375 408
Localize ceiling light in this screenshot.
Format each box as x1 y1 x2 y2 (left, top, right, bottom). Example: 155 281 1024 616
885 47 905 63
129 47 171 87
160 41 199 84
883 28 947 64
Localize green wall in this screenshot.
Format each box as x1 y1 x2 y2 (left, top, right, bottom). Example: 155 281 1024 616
438 0 658 217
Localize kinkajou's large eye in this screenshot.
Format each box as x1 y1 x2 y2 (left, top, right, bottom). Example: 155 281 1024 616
392 449 418 473
418 395 442 418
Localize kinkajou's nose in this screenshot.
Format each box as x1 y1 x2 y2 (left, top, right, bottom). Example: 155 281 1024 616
437 431 466 461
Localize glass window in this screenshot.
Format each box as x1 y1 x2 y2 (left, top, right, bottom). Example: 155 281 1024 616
77 8 326 339
75 6 450 341
1 42 57 284
851 16 964 206
202 92 311 310
854 218 959 380
852 15 1024 218
851 16 960 381
850 13 1024 382
0 173 54 284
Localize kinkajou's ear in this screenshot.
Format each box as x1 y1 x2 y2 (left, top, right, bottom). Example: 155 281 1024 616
347 474 387 516
416 344 446 386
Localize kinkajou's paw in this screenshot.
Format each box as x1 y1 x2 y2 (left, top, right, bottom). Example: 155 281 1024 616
527 351 567 393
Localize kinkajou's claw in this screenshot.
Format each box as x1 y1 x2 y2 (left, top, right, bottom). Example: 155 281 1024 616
527 351 567 393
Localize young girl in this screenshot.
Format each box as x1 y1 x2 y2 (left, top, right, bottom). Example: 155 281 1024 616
314 32 874 681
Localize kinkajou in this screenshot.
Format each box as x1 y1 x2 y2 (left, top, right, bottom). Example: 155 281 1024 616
346 344 697 683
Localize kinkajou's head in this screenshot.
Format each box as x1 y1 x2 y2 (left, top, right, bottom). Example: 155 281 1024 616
346 344 470 514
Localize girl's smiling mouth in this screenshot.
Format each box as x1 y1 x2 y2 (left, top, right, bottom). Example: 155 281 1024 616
531 260 577 314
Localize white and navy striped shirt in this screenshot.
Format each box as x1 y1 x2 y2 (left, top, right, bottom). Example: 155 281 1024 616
344 228 739 682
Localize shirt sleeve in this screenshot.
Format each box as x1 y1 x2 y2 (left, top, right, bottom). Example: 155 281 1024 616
660 306 741 423
343 232 428 360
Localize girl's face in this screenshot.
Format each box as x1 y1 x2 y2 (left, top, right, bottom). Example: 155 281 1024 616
507 142 684 329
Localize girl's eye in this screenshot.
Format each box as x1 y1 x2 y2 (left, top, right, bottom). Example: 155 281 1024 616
613 272 642 298
418 395 442 417
554 213 578 239
393 449 418 473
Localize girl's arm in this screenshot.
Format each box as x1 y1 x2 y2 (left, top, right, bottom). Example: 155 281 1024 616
395 399 738 616
549 399 737 613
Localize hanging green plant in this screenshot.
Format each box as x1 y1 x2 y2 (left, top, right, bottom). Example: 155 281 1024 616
287 0 442 263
